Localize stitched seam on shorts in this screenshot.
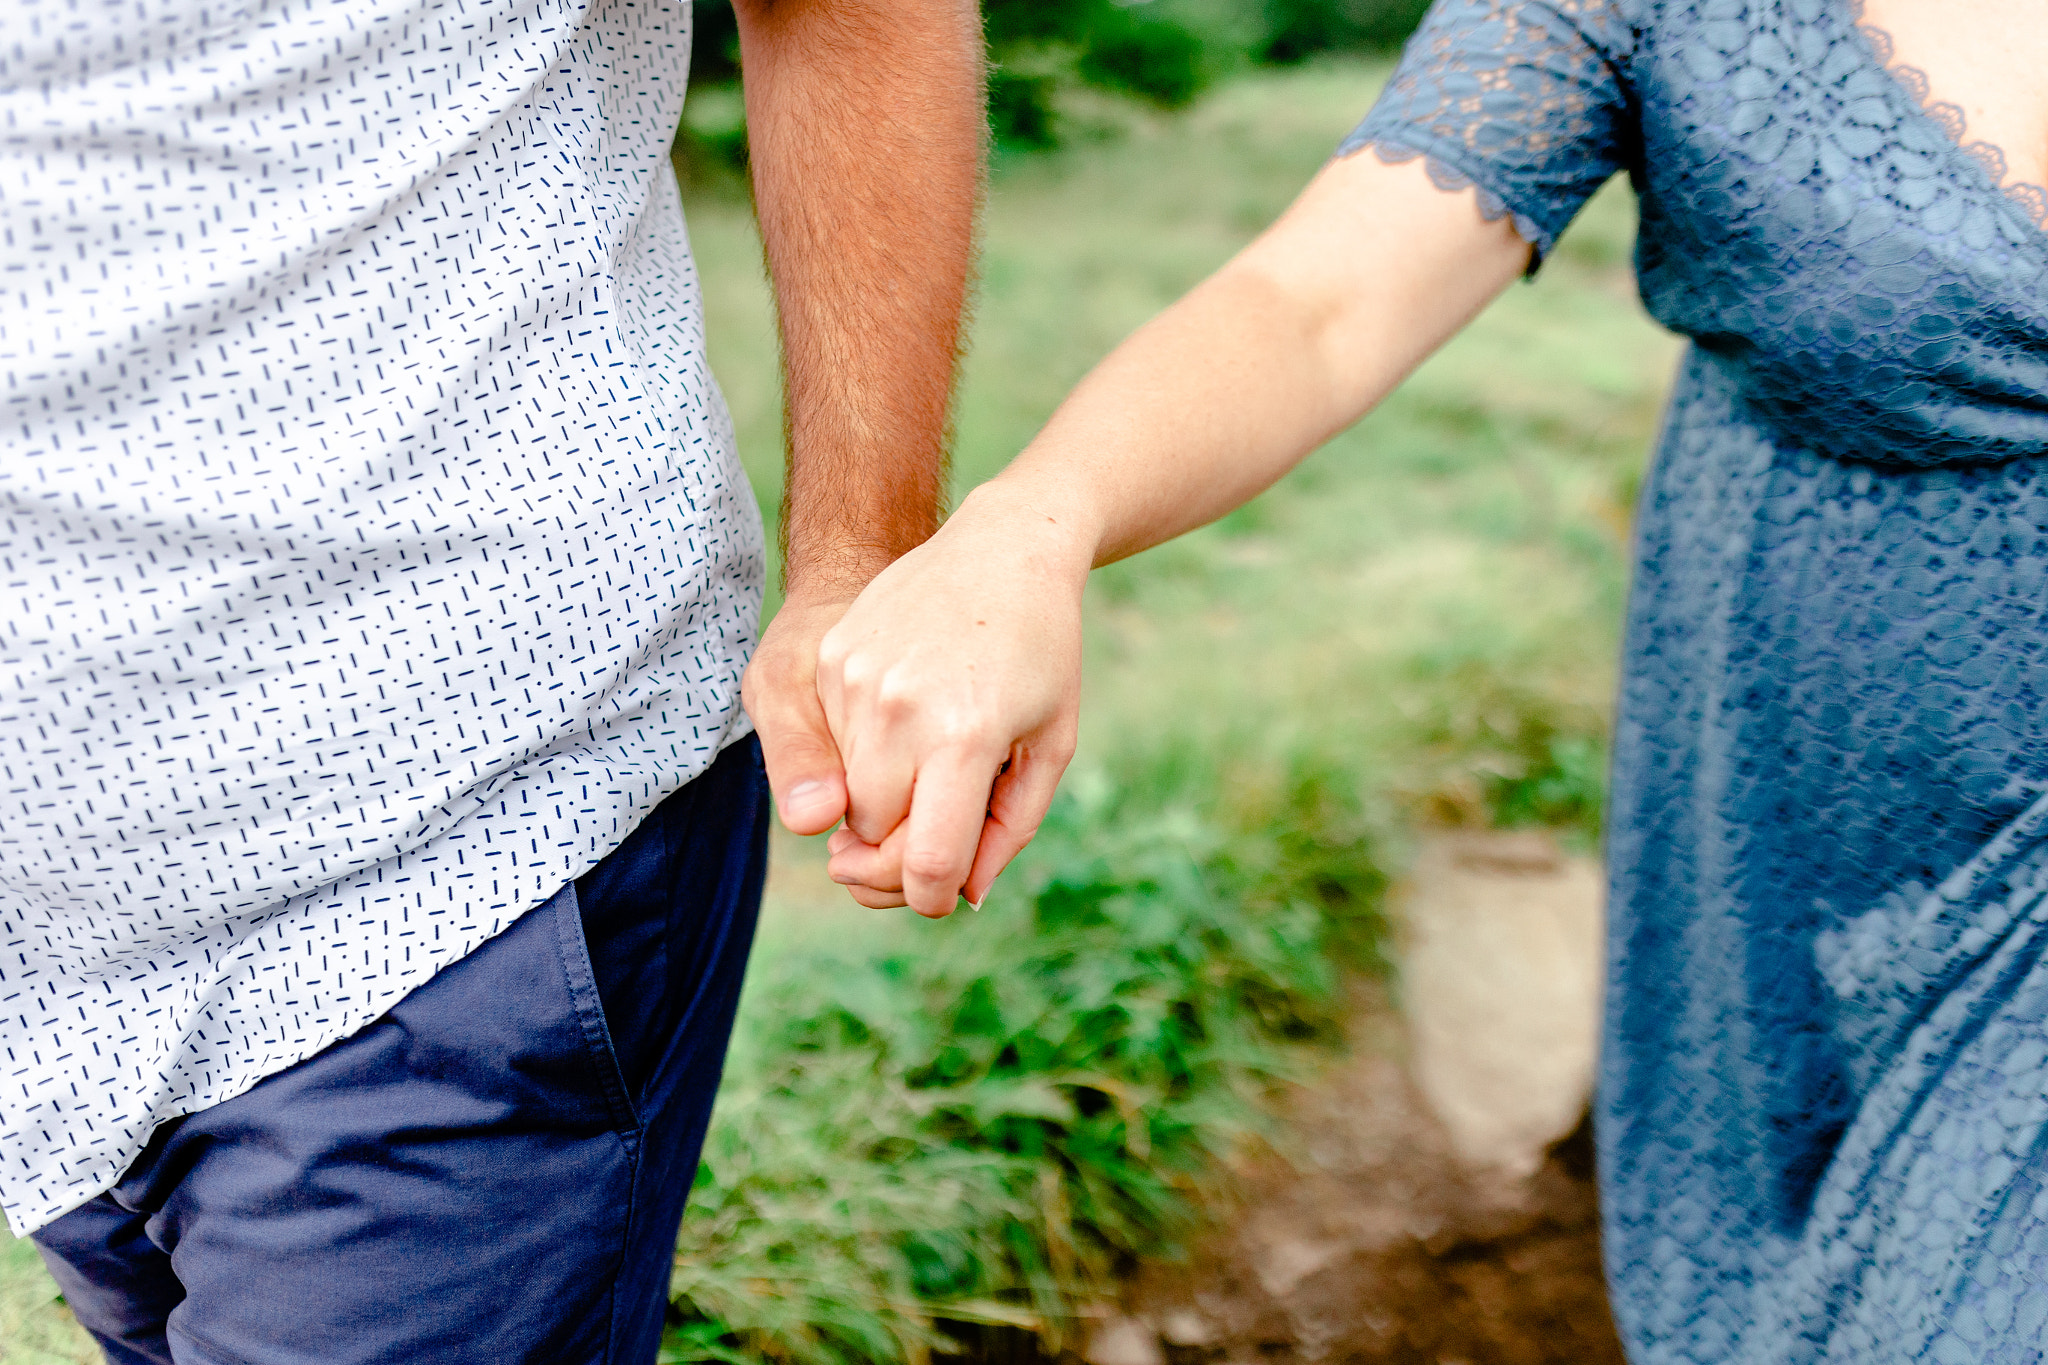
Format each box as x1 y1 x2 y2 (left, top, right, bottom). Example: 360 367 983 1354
551 885 643 1139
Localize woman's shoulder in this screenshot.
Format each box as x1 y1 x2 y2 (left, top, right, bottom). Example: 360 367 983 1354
1416 0 1650 67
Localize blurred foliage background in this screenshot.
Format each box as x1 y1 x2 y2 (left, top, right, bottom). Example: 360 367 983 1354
0 10 1683 1365
679 0 1434 158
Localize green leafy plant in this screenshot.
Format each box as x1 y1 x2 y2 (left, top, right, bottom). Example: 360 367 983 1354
1484 730 1606 834
666 760 1385 1365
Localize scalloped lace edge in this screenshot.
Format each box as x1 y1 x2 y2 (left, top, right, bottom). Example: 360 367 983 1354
1848 2 2048 227
1344 138 1551 262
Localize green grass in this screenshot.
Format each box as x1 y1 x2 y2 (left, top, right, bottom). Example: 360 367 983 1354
0 1230 94 1363
0 57 1678 1364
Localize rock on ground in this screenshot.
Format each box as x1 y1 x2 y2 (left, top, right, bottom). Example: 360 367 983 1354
1111 829 1623 1365
1400 831 1605 1180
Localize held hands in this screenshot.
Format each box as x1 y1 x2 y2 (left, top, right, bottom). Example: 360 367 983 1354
744 483 1093 917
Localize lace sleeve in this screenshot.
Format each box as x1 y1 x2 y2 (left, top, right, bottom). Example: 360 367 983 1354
1339 0 1639 267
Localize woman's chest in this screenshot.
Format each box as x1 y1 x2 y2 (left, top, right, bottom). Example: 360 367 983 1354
1853 0 2048 196
1622 0 2048 466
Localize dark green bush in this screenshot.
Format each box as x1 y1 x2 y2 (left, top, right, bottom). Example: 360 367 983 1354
1260 0 1435 64
676 0 1429 166
690 1 741 85
982 0 1218 150
1076 9 1210 109
986 70 1062 152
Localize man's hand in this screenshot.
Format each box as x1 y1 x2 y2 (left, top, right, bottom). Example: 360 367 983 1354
741 597 855 836
813 483 1090 917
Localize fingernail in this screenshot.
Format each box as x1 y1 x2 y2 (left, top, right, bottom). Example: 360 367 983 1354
789 780 827 804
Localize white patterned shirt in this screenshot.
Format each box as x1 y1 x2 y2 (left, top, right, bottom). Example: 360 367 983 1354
0 0 761 1233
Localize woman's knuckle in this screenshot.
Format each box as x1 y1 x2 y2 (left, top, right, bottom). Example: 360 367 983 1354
903 847 963 884
872 669 926 714
936 713 993 751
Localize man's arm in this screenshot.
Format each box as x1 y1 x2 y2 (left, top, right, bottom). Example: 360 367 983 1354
732 0 983 853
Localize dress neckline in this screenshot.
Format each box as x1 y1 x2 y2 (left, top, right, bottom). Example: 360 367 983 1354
1838 0 2048 233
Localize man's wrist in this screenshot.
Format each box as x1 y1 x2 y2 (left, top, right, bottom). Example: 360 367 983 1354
781 547 909 604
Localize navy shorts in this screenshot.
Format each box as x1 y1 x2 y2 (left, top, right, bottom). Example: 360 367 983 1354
33 737 770 1365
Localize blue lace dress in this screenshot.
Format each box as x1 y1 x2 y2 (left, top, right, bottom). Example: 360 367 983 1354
1345 3 2048 1361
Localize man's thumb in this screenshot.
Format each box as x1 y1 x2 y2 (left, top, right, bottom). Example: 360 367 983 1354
759 705 848 836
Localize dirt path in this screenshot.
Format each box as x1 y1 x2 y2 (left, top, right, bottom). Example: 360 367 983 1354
1096 831 1626 1365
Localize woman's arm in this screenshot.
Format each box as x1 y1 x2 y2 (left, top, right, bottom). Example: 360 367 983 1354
819 149 1533 915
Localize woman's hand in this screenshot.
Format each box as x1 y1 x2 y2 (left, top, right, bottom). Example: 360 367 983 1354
815 482 1094 916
